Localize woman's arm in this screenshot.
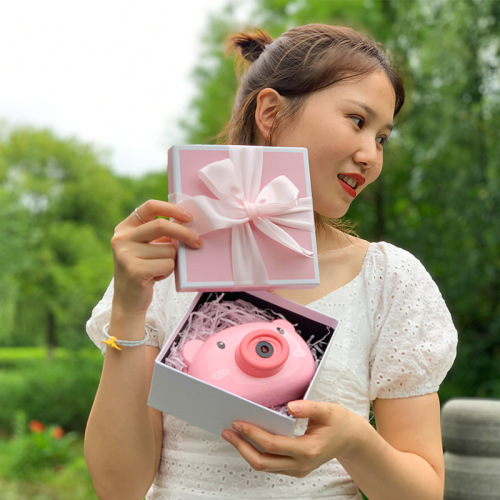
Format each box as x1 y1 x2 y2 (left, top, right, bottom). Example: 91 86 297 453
341 393 444 500
85 340 162 500
84 200 202 500
222 393 444 500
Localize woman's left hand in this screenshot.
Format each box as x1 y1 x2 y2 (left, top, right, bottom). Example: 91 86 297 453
221 400 365 478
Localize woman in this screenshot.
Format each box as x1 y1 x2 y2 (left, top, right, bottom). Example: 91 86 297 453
85 24 457 499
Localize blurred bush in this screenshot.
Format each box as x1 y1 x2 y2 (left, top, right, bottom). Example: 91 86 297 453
0 411 96 499
0 349 102 434
0 411 77 478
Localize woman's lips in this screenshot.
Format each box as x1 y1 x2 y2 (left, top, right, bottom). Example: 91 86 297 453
337 173 366 198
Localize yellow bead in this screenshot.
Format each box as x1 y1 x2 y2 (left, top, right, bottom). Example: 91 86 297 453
101 336 122 351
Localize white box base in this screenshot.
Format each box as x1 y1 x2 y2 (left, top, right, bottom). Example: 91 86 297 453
148 291 338 437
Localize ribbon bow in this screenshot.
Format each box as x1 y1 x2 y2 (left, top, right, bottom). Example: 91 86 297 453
170 146 314 285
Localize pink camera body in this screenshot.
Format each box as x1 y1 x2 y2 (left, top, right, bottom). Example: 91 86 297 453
181 319 316 407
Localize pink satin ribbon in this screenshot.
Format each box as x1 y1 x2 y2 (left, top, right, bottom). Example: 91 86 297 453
170 146 314 285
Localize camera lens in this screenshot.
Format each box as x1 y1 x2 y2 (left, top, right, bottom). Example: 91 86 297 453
256 341 274 358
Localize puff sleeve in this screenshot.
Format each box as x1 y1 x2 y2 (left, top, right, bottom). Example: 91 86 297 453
368 243 458 400
85 275 196 353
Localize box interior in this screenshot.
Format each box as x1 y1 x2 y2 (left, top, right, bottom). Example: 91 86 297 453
160 291 336 407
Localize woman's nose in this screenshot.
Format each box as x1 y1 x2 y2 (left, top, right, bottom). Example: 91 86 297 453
353 136 380 169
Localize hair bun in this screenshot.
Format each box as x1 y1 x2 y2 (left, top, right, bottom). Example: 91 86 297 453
228 29 273 63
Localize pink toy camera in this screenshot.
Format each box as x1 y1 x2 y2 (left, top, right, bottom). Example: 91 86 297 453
181 319 316 407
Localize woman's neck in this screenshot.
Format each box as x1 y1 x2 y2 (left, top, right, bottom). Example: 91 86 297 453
315 225 357 254
271 226 370 305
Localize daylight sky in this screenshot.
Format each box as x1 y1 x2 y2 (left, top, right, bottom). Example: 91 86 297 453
0 0 240 177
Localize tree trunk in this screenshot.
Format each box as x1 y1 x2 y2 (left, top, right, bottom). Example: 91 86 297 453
374 178 385 241
47 310 56 359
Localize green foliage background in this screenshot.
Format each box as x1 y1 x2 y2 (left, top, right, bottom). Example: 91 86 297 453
0 0 498 447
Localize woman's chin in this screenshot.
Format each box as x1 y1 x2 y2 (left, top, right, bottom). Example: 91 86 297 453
314 205 350 220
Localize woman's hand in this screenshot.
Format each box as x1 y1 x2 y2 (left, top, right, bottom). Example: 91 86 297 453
111 199 203 315
221 400 365 478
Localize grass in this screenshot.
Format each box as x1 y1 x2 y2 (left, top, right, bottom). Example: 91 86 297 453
0 346 100 363
0 466 96 499
0 346 50 360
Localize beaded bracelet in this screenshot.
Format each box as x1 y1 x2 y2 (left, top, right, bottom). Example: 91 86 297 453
101 323 156 351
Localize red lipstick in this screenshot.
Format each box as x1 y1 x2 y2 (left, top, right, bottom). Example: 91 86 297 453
337 173 366 198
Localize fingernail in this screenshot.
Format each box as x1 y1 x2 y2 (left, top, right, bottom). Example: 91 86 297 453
288 401 302 414
222 430 232 443
194 236 204 248
181 209 194 222
232 422 242 432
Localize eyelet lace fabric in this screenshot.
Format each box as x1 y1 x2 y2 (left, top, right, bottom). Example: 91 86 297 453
86 241 457 499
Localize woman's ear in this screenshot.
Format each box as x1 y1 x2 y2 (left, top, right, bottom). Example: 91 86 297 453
255 88 281 144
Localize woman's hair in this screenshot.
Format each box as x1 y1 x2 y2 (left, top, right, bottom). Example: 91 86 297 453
222 24 405 233
224 24 405 145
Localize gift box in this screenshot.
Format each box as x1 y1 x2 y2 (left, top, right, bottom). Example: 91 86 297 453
148 291 337 437
168 145 319 292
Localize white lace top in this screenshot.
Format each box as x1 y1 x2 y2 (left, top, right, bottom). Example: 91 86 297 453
86 241 457 499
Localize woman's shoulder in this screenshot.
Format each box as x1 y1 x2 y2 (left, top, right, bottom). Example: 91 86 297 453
358 240 446 306
363 241 430 280
365 241 458 399
361 240 455 330
366 240 422 263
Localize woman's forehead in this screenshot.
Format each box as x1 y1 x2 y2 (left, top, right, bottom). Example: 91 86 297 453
309 71 396 122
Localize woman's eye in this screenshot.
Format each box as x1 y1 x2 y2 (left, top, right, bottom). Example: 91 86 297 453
350 115 364 128
376 136 389 146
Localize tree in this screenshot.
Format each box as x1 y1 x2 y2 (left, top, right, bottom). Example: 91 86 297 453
0 164 32 342
0 125 125 349
179 3 243 145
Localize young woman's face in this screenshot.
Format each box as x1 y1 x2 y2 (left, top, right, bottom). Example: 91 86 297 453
272 71 396 219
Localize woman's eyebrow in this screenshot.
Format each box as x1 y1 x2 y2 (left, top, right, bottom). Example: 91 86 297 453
344 99 393 131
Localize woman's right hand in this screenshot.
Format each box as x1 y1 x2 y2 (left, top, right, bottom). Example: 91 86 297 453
110 199 203 316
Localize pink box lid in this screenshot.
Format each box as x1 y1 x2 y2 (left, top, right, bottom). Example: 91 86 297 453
168 145 319 292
